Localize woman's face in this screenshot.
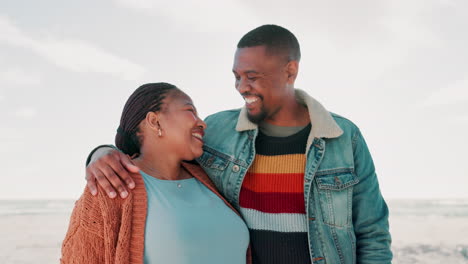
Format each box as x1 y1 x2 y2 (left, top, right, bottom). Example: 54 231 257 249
157 91 206 160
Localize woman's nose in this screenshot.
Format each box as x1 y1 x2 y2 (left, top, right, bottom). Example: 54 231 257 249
198 118 207 130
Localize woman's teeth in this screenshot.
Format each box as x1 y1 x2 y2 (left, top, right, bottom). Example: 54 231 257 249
192 133 203 140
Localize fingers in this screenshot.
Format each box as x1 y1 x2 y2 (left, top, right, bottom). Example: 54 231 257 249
86 152 118 198
106 152 136 191
124 161 140 174
100 163 128 198
85 149 136 199
94 169 117 199
120 155 139 189
85 173 98 196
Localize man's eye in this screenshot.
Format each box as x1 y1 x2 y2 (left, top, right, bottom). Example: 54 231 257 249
247 76 258 81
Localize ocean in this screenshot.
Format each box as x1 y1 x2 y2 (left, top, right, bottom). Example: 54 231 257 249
0 199 467 263
388 199 468 264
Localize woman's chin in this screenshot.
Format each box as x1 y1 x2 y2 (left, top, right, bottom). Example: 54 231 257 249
193 148 204 159
182 148 203 161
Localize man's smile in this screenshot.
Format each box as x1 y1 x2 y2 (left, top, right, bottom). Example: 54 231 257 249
243 95 261 107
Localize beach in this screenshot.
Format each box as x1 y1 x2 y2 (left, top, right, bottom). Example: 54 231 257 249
0 214 70 263
1 199 467 263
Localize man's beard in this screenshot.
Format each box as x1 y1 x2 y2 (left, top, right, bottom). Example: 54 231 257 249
246 108 268 124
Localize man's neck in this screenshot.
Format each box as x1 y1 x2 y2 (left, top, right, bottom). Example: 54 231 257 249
259 122 310 137
264 100 310 127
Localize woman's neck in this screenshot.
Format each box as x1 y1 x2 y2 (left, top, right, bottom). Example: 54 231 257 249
133 151 191 180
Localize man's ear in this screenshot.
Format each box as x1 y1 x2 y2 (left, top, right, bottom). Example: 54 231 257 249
286 60 299 84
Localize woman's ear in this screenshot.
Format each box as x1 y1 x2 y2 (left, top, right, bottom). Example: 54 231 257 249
145 112 160 131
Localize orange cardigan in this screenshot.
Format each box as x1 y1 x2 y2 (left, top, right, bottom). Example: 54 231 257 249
61 162 251 264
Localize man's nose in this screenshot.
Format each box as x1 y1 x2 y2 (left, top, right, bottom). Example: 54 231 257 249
236 78 250 94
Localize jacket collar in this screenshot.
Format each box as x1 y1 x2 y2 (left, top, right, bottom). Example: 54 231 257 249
235 89 343 148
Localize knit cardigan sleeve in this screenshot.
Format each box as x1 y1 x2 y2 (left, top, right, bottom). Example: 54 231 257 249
61 188 109 264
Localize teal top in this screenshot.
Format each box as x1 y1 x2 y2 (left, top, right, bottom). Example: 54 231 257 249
141 170 249 264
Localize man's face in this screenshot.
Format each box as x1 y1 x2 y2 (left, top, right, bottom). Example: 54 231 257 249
232 46 290 124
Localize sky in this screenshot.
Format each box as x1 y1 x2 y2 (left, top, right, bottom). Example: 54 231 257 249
0 0 467 200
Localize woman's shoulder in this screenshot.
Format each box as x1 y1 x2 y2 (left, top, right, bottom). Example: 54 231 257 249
75 172 143 219
66 188 110 238
181 161 213 185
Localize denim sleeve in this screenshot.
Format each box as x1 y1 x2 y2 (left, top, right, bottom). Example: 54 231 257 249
85 144 118 166
352 129 392 263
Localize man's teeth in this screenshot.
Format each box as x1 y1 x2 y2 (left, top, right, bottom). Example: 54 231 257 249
192 133 203 140
244 97 259 104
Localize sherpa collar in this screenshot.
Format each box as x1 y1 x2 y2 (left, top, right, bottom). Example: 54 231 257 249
235 89 343 144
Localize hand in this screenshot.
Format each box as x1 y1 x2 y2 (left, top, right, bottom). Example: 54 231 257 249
85 147 140 198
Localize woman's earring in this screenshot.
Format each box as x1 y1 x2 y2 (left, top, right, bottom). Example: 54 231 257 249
157 121 162 137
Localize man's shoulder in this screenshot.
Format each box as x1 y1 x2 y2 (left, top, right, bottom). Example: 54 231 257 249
206 108 241 120
329 112 360 136
203 108 246 148
204 108 241 128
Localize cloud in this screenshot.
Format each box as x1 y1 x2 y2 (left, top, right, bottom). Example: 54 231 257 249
422 78 468 106
115 0 153 9
0 16 146 81
14 107 37 119
0 68 42 86
114 0 258 31
450 115 468 123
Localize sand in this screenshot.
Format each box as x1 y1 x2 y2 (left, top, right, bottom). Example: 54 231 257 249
1 212 467 263
0 213 70 263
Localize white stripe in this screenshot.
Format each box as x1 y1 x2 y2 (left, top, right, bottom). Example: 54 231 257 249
240 208 308 233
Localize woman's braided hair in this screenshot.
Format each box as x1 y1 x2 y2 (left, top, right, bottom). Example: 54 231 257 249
115 82 179 156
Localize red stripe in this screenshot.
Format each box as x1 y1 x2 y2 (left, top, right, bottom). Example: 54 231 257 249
239 187 306 214
242 172 304 193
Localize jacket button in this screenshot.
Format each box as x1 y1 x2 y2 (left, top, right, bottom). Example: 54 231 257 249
334 176 342 185
232 165 240 172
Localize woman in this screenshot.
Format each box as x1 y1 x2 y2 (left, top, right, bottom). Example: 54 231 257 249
61 83 250 264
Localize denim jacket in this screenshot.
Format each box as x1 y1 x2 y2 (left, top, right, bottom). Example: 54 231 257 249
197 89 392 264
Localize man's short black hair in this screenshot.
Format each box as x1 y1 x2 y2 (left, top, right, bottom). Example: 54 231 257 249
237 24 301 62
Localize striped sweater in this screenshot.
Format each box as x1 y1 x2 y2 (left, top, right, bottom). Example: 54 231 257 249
239 124 312 264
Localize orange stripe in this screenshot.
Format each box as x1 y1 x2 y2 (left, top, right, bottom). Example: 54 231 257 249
242 172 304 193
249 154 306 174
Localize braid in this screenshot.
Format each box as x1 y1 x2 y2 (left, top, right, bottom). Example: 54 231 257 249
115 82 179 156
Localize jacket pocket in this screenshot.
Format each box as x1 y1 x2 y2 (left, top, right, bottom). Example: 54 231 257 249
198 151 230 171
197 150 231 193
315 171 359 227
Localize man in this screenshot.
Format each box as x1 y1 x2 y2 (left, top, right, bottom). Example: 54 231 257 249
86 25 392 263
